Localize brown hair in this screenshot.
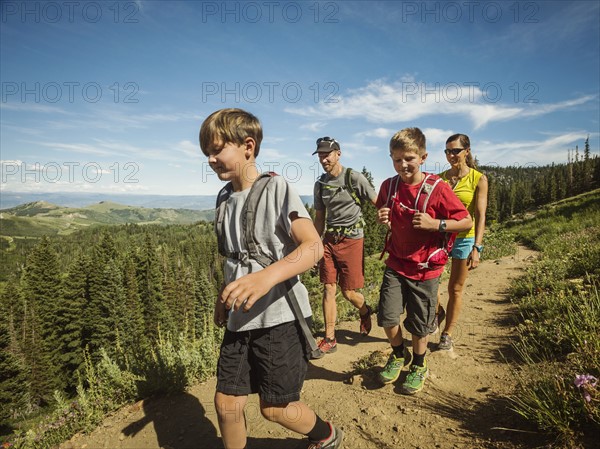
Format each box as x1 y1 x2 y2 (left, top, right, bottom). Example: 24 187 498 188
199 108 263 157
389 127 426 156
446 133 476 168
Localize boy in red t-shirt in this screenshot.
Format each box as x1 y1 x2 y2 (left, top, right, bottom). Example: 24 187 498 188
376 127 472 395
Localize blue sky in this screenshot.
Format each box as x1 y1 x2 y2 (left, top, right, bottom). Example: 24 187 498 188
1 0 599 197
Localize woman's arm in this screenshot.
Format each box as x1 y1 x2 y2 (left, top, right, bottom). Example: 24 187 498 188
470 174 488 268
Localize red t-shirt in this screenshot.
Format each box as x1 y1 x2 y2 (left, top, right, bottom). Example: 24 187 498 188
376 173 469 281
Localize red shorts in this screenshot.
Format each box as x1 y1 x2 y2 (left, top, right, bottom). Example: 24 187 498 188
319 234 364 290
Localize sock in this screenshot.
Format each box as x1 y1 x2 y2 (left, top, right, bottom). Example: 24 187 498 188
413 351 426 367
307 416 331 442
392 343 404 358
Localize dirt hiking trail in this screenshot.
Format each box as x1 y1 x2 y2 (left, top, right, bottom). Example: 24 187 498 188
61 246 545 449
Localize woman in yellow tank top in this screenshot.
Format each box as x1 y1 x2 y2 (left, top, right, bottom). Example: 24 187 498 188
435 134 488 350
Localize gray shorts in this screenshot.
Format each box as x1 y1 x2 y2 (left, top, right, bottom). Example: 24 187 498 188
377 267 439 337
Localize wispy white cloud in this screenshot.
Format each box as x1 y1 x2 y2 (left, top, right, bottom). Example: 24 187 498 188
285 79 597 129
422 128 456 149
300 122 327 132
176 140 201 159
354 127 395 139
0 103 71 114
35 141 115 156
476 131 594 167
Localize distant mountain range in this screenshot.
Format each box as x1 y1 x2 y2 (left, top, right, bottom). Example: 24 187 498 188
0 192 315 238
1 192 218 211
0 191 314 210
0 201 214 237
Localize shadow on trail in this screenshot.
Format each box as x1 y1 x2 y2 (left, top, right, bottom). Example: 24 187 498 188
122 392 222 449
333 328 388 347
305 328 388 384
121 392 304 449
419 386 550 448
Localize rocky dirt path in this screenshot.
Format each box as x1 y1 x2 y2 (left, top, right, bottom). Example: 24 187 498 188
62 246 543 449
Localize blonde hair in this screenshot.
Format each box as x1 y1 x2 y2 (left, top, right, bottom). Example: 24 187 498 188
199 108 263 157
446 133 476 168
389 127 426 156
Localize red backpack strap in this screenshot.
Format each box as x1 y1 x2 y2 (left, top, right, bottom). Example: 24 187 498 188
415 173 443 213
379 176 400 260
385 175 401 208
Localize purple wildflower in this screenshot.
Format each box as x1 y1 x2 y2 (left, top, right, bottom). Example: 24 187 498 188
574 374 598 388
575 374 598 403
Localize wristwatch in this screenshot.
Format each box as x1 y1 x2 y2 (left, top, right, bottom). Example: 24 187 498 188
473 244 484 253
438 219 447 231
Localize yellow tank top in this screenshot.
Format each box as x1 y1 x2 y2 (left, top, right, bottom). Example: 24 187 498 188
440 168 483 238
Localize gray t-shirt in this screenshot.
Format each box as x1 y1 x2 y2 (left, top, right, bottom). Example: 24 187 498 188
313 167 377 238
220 175 313 332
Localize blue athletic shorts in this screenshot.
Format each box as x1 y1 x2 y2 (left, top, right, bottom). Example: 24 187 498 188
451 237 475 260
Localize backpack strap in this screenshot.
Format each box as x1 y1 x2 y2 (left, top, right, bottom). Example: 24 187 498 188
284 279 320 359
344 167 361 207
215 172 320 357
414 174 443 213
215 182 234 258
379 175 400 260
241 172 278 268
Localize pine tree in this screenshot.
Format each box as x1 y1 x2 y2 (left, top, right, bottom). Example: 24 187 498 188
137 233 170 339
84 233 118 362
99 260 126 358
360 167 387 257
122 253 147 357
0 318 29 427
484 172 499 223
20 237 62 403
195 271 216 338
55 255 89 390
583 135 593 190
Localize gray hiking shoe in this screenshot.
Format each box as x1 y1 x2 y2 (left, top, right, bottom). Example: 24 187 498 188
307 423 343 448
437 333 454 350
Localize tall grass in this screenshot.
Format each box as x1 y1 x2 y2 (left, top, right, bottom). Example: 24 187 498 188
506 190 600 446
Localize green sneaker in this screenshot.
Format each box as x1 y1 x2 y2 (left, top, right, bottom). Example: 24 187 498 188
401 362 429 395
379 347 412 385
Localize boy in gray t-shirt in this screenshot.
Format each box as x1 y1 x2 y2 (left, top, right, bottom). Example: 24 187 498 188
200 109 344 449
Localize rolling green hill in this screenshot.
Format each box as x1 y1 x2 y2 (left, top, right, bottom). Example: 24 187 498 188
0 201 214 237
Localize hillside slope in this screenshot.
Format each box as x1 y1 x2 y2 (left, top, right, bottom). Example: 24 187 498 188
0 201 213 237
61 246 547 449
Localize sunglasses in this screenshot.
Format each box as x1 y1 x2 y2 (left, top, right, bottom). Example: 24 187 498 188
316 136 338 145
444 148 466 156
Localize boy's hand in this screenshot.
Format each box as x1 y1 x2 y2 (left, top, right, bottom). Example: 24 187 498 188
412 212 437 231
378 207 391 226
214 300 228 327
221 271 274 312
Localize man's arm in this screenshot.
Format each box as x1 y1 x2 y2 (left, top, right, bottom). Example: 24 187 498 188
315 208 326 237
355 171 378 207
